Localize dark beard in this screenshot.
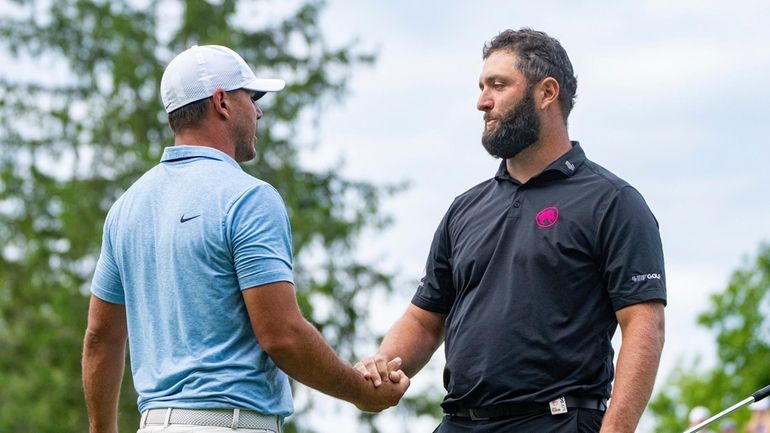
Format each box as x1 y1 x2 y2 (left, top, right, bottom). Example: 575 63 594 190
481 90 540 159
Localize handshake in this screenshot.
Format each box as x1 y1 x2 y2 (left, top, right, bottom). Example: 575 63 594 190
350 354 410 413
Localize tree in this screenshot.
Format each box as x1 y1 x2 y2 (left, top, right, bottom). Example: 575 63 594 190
649 243 770 432
0 1 433 432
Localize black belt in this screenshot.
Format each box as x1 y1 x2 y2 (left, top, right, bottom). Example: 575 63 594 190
445 396 608 420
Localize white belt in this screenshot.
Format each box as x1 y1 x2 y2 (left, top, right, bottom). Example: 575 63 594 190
141 408 281 431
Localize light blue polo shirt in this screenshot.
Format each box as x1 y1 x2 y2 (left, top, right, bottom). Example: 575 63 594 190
91 145 294 417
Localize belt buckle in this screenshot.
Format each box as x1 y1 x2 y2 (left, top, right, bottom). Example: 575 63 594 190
468 409 490 421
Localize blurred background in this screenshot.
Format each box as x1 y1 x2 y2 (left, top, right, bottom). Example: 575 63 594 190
1 1 769 432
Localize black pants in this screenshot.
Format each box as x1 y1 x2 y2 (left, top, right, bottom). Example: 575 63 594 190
434 408 604 433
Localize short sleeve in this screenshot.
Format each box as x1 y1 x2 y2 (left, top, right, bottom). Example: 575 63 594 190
412 208 456 313
228 184 294 290
91 210 125 304
596 186 667 310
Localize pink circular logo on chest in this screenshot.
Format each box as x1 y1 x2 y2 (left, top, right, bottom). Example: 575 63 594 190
536 206 559 228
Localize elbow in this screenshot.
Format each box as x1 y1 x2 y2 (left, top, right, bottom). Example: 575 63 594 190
259 335 294 358
84 328 100 348
83 328 107 353
83 326 126 356
256 321 306 359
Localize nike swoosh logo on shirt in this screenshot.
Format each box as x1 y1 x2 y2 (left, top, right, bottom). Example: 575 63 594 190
180 214 201 223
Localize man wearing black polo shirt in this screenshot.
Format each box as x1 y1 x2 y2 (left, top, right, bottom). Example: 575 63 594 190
355 28 666 432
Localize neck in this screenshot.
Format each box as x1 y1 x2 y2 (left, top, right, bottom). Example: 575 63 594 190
505 124 571 184
173 122 234 159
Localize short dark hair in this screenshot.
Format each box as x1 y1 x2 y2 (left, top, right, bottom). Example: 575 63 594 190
168 98 209 133
483 28 577 120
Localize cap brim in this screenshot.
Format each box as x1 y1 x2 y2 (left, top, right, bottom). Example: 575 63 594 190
243 78 285 93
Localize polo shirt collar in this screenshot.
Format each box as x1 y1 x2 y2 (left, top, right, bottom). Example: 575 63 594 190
546 141 586 176
160 145 242 170
494 141 586 183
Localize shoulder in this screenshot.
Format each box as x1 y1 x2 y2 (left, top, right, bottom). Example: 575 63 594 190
234 177 283 203
449 177 498 212
578 159 631 193
227 180 287 220
576 159 653 213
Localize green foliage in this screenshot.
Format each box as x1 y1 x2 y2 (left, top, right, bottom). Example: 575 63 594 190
650 243 770 432
0 1 430 432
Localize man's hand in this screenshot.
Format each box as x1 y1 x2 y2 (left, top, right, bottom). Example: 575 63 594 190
353 367 411 412
354 355 403 387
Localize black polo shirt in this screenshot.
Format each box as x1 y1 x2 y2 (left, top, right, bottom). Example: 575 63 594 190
412 142 666 411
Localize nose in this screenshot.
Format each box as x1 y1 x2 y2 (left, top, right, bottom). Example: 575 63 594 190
476 89 493 112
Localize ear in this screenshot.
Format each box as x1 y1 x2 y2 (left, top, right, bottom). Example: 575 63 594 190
536 77 560 111
210 88 231 119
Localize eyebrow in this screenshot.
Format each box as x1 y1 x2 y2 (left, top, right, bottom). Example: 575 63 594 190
479 74 508 88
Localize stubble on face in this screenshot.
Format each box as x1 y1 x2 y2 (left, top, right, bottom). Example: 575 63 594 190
481 87 541 160
233 128 257 162
233 97 258 162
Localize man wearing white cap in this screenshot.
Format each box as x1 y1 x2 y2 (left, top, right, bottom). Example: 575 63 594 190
82 45 409 433
688 406 714 432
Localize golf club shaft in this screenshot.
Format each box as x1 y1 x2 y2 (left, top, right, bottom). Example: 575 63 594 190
683 396 753 433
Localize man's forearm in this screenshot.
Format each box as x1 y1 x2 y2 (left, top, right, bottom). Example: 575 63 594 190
243 282 408 412
82 329 126 433
262 317 408 412
354 305 445 386
264 318 367 403
379 310 444 378
601 303 665 433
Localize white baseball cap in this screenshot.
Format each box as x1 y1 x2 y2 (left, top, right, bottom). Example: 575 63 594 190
160 45 285 113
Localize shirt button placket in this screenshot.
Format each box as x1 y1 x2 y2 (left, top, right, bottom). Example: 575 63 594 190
506 184 523 220
509 190 522 219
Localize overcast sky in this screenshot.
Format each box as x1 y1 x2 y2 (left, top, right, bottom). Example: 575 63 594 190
295 0 770 431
